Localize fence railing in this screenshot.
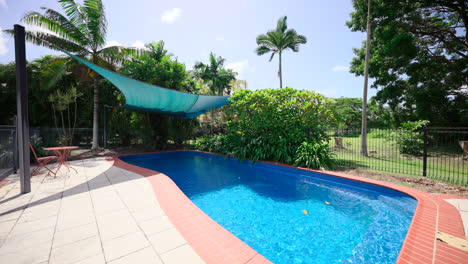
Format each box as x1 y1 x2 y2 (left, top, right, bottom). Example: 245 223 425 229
328 127 468 186
1 123 467 186
0 125 16 179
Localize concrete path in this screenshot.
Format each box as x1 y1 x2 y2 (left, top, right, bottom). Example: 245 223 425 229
445 199 468 240
0 158 205 264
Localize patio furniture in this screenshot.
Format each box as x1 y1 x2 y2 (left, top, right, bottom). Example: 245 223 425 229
29 143 57 176
43 146 79 174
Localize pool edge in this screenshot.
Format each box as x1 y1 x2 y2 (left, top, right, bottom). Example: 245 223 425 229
109 150 467 264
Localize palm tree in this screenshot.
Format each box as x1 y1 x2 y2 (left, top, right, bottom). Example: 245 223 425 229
255 16 307 88
6 0 142 149
193 52 237 95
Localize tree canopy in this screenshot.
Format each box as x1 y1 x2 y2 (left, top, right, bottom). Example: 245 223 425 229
347 0 468 127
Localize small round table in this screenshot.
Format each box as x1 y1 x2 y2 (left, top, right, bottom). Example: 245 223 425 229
43 146 79 174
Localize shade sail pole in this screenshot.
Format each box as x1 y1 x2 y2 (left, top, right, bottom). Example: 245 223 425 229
14 24 31 194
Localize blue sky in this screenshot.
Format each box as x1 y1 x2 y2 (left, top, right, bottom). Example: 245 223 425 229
0 0 376 98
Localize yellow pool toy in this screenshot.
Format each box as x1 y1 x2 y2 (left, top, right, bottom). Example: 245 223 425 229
325 201 330 205
302 210 308 215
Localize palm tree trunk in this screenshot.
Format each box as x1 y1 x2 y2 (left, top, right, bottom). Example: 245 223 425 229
361 0 371 156
91 78 99 149
279 52 283 88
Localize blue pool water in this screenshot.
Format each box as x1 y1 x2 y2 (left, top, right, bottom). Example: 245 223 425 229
121 152 416 264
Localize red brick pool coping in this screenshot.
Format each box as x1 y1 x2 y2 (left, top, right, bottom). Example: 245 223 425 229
109 151 467 264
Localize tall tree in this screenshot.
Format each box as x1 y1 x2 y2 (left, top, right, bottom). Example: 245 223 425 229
6 0 143 149
255 16 307 88
347 0 468 127
193 52 237 95
361 0 372 156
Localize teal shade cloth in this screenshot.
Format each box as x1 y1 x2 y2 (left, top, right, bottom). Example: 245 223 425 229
67 53 229 118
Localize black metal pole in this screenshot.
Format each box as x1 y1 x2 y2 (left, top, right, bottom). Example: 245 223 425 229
103 105 108 149
422 125 428 177
14 24 31 193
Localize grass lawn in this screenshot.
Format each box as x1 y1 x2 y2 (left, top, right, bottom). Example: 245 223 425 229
328 133 467 186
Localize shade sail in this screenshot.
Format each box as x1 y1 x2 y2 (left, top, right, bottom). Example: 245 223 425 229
67 53 229 118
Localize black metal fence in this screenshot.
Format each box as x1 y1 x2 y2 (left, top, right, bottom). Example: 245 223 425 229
1 123 467 186
0 125 16 179
328 127 468 186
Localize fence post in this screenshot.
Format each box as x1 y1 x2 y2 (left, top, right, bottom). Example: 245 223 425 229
14 24 31 193
422 125 428 177
103 105 108 149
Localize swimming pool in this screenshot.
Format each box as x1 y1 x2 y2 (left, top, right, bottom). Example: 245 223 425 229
121 152 417 263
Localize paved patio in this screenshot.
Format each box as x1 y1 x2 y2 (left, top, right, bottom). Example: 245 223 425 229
1 155 467 264
0 158 205 264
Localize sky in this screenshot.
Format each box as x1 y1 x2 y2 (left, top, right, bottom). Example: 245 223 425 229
0 0 376 98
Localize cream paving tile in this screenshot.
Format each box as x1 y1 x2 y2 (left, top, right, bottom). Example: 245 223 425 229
56 211 95 231
96 210 139 241
160 244 205 264
148 228 186 254
139 216 173 236
0 210 22 223
131 207 165 223
0 241 51 264
73 253 106 264
91 195 126 214
0 219 16 236
102 231 149 261
50 235 102 264
18 207 58 223
108 246 163 264
9 215 57 236
53 222 99 248
0 227 54 254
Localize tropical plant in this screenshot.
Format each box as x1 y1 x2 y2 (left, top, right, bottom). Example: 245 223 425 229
193 52 237 95
48 86 83 145
194 88 336 164
6 0 144 149
121 41 198 148
255 16 307 88
294 142 336 169
388 120 429 156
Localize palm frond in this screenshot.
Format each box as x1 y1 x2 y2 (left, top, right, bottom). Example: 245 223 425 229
58 0 90 38
4 29 85 53
41 8 89 45
83 0 107 48
255 45 272 56
276 16 288 33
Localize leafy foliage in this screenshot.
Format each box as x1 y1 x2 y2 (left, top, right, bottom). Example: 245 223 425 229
332 97 395 130
195 88 336 166
388 120 429 156
192 52 237 95
294 142 336 169
347 0 468 127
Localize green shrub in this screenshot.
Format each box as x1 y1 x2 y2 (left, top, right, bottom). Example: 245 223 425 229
294 142 336 169
389 120 429 156
194 88 336 164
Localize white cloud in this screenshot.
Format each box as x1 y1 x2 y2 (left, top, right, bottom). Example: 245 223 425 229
161 8 182 24
226 60 252 79
104 40 121 48
131 40 146 49
332 65 349 71
0 26 8 56
317 88 338 97
215 36 225 42
0 0 7 9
